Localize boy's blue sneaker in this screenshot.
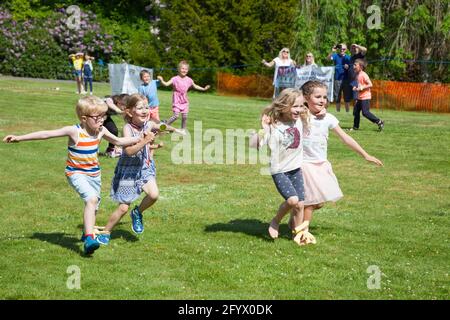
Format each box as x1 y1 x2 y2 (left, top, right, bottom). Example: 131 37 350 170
96 233 111 245
83 236 100 255
130 206 144 234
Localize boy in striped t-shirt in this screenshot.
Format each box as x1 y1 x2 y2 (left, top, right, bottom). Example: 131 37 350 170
3 96 149 255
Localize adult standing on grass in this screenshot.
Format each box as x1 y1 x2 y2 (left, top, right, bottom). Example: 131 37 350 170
262 48 297 98
2 96 142 255
327 44 351 112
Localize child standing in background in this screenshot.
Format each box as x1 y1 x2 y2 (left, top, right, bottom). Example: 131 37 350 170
296 80 383 245
69 52 85 94
157 60 210 133
138 69 161 121
96 94 160 245
83 53 95 96
3 96 142 255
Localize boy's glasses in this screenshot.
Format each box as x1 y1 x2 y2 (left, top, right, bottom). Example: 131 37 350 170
86 114 107 122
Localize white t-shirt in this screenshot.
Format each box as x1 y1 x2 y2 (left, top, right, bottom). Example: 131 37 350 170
273 57 294 86
266 119 304 174
303 113 339 163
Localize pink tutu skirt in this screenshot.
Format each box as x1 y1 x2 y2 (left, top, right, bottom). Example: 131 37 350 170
301 161 343 206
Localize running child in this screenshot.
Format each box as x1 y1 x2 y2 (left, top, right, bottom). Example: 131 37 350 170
294 80 383 245
352 59 384 131
257 88 310 246
157 60 210 133
3 96 143 255
96 94 161 245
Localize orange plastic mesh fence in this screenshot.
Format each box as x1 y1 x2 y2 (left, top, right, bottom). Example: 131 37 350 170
216 72 450 113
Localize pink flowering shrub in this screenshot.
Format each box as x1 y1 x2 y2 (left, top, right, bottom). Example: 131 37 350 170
0 7 113 81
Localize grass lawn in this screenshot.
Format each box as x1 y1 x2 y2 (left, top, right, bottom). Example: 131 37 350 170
0 76 448 299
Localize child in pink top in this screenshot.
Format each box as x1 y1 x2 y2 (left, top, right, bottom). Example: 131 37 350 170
157 60 210 133
351 59 384 131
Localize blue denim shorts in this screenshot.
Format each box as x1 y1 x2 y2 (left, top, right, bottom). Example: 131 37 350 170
67 173 101 207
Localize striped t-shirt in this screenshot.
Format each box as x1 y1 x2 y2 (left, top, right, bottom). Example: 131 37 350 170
65 124 100 177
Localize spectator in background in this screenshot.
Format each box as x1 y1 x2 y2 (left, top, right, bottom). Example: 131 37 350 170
327 44 351 112
262 48 297 98
302 52 318 68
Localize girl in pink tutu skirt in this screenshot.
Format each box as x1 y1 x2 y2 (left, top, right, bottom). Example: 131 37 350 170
292 80 383 245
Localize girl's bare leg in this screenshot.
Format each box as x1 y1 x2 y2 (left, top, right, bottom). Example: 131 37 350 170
138 179 159 213
269 196 298 239
105 203 130 232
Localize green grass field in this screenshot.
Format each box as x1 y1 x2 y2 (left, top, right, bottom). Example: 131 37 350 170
0 76 448 300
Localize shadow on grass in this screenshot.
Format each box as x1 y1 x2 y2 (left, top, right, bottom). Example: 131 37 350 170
204 219 292 241
111 229 139 242
75 223 139 243
204 219 332 241
30 232 84 256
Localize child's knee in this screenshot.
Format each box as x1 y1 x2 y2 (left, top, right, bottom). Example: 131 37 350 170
86 197 98 206
296 201 304 210
118 203 130 215
286 196 299 207
148 190 159 201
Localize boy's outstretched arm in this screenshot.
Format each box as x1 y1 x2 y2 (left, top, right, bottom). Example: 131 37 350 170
3 126 77 144
332 125 383 166
101 127 141 147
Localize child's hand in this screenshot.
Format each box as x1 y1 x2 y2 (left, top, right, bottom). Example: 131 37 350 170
157 76 163 81
204 85 210 91
316 107 327 118
352 86 358 91
365 155 383 166
158 141 164 148
3 135 19 143
143 130 155 142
